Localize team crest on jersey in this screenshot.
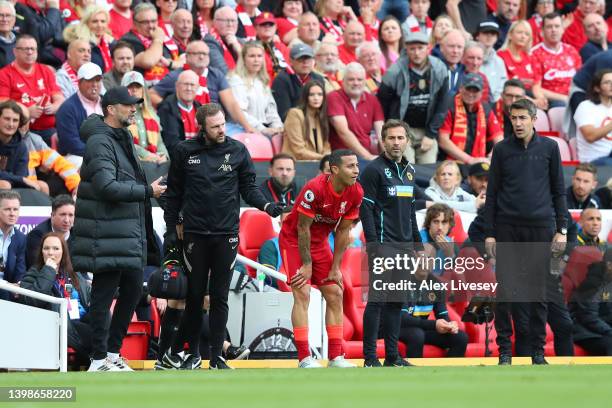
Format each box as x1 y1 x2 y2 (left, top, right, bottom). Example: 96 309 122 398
37 79 45 90
406 172 413 181
384 168 392 179
218 153 232 172
304 190 315 202
339 201 347 214
387 186 396 197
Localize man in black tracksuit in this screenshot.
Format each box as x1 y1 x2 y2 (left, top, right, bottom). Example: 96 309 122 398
359 119 423 367
483 98 568 365
162 103 283 370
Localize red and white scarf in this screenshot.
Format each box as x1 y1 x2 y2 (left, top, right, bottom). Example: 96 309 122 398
403 14 433 37
62 61 79 90
236 4 260 41
158 17 180 60
359 16 380 41
184 64 211 105
132 30 169 83
209 27 236 70
197 12 210 36
320 17 345 43
98 37 112 73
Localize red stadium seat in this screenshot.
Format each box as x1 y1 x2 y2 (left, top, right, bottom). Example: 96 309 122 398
231 133 274 161
568 137 578 160
608 228 612 245
238 209 277 277
271 133 283 154
449 210 467 245
562 246 603 302
150 298 161 338
120 321 151 360
535 109 550 132
341 248 368 342
547 107 566 140
543 135 572 162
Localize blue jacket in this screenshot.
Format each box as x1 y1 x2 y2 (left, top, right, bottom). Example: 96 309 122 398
5 228 26 284
0 131 29 187
56 93 87 156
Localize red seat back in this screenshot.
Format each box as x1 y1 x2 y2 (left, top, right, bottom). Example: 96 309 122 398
562 246 603 302
271 133 283 154
449 210 467 245
231 133 274 161
341 248 368 340
238 210 277 276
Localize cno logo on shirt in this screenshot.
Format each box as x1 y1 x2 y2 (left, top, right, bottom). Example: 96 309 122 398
218 153 232 172
188 155 201 165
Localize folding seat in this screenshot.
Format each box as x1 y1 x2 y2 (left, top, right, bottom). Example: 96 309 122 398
232 133 274 160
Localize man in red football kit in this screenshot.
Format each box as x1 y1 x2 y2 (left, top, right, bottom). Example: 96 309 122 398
279 149 363 368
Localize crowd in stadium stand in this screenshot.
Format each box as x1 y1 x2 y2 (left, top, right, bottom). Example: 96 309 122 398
1 0 612 367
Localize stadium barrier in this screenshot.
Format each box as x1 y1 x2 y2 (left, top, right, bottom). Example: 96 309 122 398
0 280 68 372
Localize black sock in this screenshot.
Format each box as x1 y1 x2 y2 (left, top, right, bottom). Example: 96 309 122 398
158 307 183 358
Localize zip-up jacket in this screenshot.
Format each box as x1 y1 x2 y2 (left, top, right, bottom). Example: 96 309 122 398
359 154 422 246
483 131 567 238
164 135 270 235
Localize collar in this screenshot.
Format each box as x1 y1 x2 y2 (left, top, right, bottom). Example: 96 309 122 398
340 88 367 104
578 230 600 245
511 129 539 147
0 226 15 240
177 100 193 111
326 175 344 198
0 31 15 44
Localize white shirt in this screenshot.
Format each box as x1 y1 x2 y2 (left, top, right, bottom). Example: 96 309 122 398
574 100 612 163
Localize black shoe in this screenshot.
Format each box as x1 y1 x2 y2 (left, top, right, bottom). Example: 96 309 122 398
180 354 202 370
532 352 548 365
363 358 382 367
383 357 413 367
154 359 176 371
209 356 234 370
498 354 512 365
161 350 184 369
224 345 250 360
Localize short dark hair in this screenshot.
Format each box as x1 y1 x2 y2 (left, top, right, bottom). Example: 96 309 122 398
111 41 135 59
0 100 23 125
15 33 37 47
51 194 75 213
195 102 224 127
574 162 598 177
423 203 455 232
319 154 331 172
542 12 562 26
510 98 537 118
381 119 410 141
0 190 21 204
270 153 296 167
329 149 356 169
503 79 526 92
588 69 612 104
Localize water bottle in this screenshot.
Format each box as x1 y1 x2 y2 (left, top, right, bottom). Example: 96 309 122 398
257 270 266 292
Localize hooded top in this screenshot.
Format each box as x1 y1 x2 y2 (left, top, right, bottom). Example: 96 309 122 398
0 131 29 187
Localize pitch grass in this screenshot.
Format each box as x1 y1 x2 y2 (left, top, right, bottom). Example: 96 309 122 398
1 365 611 408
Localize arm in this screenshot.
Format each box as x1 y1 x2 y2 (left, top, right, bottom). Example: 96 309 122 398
426 76 450 139
401 307 437 330
438 131 476 164
19 265 57 308
329 116 376 159
163 145 186 230
237 147 270 210
483 145 501 238
445 0 469 37
204 35 229 74
373 120 383 148
541 88 569 103
330 218 353 272
549 141 568 232
359 167 379 243
0 143 30 187
573 300 612 336
578 122 612 143
158 102 182 154
134 29 165 70
57 103 86 156
297 212 314 266
219 88 257 133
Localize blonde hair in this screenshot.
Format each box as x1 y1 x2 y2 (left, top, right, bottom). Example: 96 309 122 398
63 5 111 44
230 41 270 89
430 14 456 47
499 19 532 52
434 160 462 187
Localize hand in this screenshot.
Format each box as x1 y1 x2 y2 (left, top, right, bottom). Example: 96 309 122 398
360 6 375 25
150 176 167 198
29 103 44 120
22 177 41 191
156 153 168 164
71 185 78 200
448 320 459 334
475 191 486 209
291 263 312 289
341 6 357 21
552 232 567 256
485 237 496 259
534 96 548 111
435 319 452 334
44 102 59 115
164 230 179 250
420 136 434 152
469 156 490 165
321 266 343 289
265 202 284 217
203 295 210 311
151 26 165 42
45 257 58 271
155 298 168 316
434 234 455 258
176 224 184 241
159 56 171 68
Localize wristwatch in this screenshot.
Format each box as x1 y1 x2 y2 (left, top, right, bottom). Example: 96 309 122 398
558 227 567 235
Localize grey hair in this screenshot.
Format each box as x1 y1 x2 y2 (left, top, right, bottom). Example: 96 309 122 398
464 40 485 54
0 0 15 16
355 41 381 59
133 2 157 21
343 61 366 77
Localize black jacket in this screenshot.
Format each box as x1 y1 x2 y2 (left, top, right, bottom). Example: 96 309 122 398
25 219 52 269
566 186 601 210
271 70 324 121
569 261 612 341
483 132 568 238
157 93 202 155
0 131 29 187
164 135 270 235
71 115 159 273
259 177 297 206
0 33 15 68
359 154 422 245
15 4 65 69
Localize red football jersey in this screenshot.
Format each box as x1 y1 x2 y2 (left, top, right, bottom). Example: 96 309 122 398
280 174 364 245
531 43 581 96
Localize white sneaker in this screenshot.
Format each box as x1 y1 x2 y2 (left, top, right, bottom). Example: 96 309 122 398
327 355 357 368
87 358 121 372
108 355 133 371
298 357 323 368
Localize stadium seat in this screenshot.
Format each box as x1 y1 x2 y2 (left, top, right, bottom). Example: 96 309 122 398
608 228 612 244
341 248 368 341
535 109 550 132
547 107 567 140
544 135 572 162
271 133 283 154
121 321 151 360
231 133 274 161
238 209 277 277
561 246 603 302
150 298 161 338
449 211 467 245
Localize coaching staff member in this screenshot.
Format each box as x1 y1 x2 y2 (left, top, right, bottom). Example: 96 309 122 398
483 98 568 366
162 103 283 370
360 119 423 367
72 86 167 372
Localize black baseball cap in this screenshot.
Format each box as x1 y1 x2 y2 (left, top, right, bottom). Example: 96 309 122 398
101 86 143 108
469 162 490 177
476 21 500 35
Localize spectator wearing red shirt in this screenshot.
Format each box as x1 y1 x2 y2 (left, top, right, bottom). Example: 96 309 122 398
531 12 582 108
462 41 492 105
528 0 555 46
337 20 365 65
254 12 290 83
497 20 548 110
108 0 133 40
274 0 306 45
562 0 601 52
438 73 503 164
0 34 64 143
357 0 381 41
327 62 384 160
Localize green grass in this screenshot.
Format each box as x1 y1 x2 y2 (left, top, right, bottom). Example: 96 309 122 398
1 366 611 408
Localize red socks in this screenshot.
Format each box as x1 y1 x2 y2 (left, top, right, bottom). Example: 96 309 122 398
327 325 343 360
294 326 310 361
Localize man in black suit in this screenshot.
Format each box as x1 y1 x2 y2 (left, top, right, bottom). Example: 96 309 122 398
25 194 74 268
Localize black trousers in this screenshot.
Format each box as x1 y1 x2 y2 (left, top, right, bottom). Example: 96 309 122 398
89 269 143 360
399 326 469 358
494 224 552 356
547 296 575 356
172 233 238 359
362 302 402 360
576 336 612 356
